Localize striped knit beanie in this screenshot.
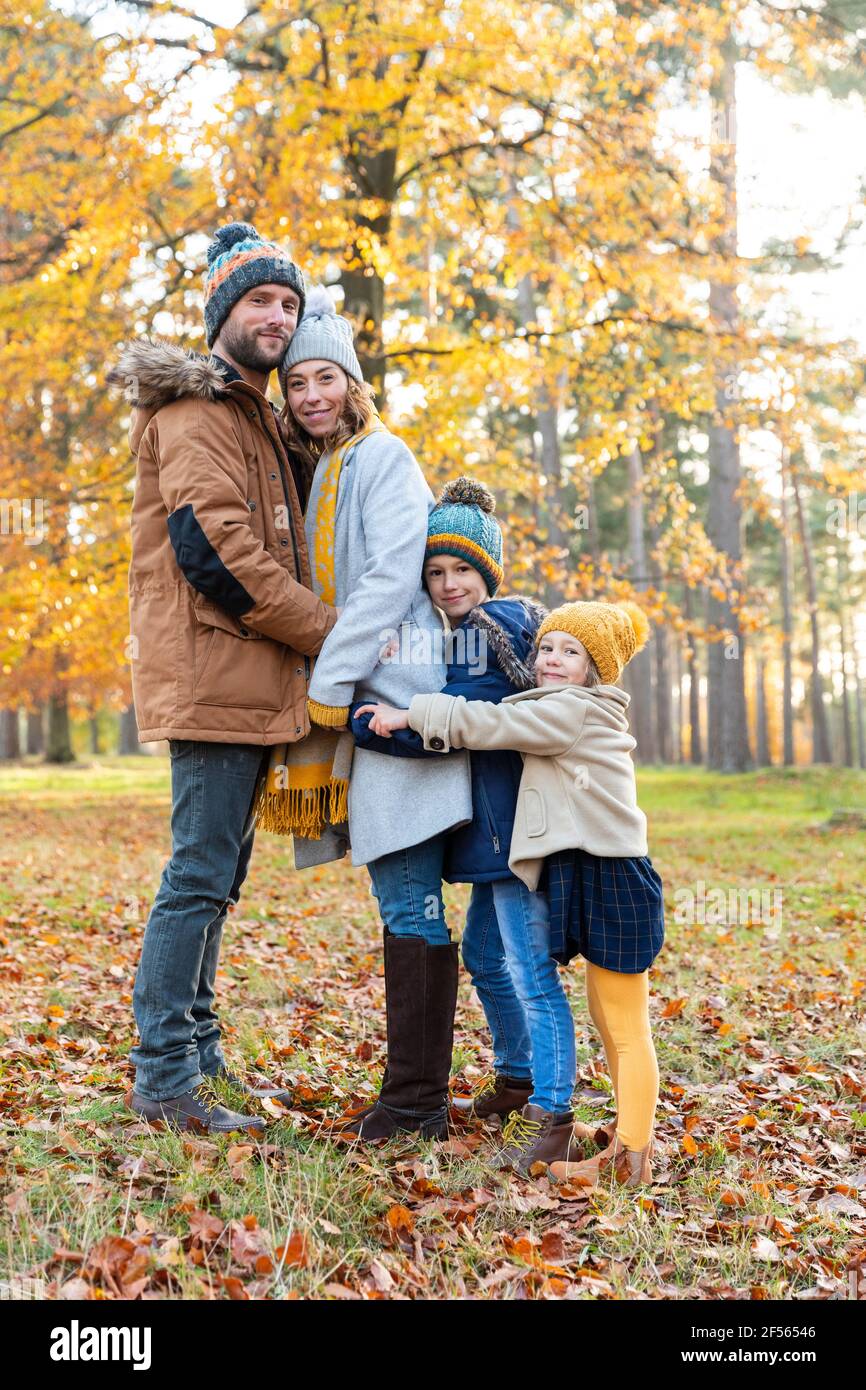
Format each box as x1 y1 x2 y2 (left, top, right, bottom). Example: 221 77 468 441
203 222 306 348
535 600 650 684
280 285 364 383
426 477 504 596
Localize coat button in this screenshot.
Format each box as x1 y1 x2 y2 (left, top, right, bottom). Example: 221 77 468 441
430 736 445 750
239 626 249 637
296 667 303 675
270 472 277 480
296 726 302 734
248 500 257 511
280 538 289 547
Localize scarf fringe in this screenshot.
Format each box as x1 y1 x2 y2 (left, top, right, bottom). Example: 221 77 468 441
255 775 349 839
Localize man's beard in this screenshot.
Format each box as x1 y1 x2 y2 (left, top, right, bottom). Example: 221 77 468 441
219 320 288 373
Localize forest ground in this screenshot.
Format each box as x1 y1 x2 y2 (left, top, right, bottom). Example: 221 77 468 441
1 759 864 1301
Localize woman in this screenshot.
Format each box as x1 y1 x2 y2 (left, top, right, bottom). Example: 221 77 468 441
272 286 472 1140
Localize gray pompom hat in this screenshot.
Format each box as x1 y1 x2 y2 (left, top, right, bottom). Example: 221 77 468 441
279 285 363 386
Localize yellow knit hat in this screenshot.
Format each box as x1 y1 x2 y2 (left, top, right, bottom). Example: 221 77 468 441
535 600 651 684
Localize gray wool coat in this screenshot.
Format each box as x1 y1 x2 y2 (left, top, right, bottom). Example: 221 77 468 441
296 427 472 868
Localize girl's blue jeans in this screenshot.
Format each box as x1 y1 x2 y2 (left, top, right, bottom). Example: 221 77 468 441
461 877 575 1112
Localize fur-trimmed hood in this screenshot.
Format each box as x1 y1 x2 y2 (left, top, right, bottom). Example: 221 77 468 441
460 596 548 692
108 338 230 409
107 338 234 452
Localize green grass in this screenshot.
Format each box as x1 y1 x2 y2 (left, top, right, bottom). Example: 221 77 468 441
0 759 864 1300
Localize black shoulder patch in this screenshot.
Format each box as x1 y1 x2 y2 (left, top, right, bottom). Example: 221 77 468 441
167 504 254 617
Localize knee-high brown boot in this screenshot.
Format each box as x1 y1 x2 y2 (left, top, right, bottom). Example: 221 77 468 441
333 933 458 1141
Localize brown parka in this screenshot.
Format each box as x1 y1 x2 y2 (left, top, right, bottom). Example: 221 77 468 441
110 338 336 745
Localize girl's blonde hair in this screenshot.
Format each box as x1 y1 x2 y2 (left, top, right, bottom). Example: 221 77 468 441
278 375 378 499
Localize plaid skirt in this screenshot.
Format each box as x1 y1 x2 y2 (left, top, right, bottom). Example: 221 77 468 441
540 848 665 973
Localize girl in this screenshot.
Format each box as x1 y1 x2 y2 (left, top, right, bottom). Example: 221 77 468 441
359 601 665 1187
354 480 583 1174
263 286 473 1141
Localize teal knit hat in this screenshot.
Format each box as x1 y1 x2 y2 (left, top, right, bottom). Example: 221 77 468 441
426 477 504 596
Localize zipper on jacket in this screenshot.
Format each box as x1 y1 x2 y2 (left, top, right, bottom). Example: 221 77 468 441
475 776 501 854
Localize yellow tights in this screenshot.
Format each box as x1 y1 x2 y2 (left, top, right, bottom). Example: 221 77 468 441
584 962 659 1151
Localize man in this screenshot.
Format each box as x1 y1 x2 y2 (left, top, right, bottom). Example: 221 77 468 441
109 222 338 1133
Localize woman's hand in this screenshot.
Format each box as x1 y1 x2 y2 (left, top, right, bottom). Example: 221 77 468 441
355 702 410 737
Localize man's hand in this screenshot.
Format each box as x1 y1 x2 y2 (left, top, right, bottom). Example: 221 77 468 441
354 702 410 737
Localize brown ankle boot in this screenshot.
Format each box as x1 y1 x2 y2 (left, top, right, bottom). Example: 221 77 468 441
452 1074 532 1120
550 1133 654 1188
493 1102 581 1176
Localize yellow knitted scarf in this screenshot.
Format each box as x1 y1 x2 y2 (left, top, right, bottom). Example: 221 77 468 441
255 419 385 838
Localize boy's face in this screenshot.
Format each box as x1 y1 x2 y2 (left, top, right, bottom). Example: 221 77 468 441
535 630 592 687
423 554 487 623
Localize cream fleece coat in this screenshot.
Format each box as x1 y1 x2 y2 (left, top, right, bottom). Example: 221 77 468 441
407 682 648 891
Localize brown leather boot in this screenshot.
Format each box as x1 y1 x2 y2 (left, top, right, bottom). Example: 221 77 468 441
331 934 458 1142
493 1102 580 1176
452 1073 533 1120
550 1133 654 1188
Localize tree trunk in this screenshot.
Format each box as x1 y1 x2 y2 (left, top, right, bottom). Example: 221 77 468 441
26 707 44 756
511 196 568 605
339 117 396 394
755 652 771 766
684 587 703 764
119 704 141 755
1 709 21 759
837 564 853 767
671 638 682 763
46 691 74 763
90 715 102 756
626 444 656 761
855 639 866 771
582 473 600 562
653 608 672 762
706 32 751 771
648 517 671 762
789 457 832 763
779 466 795 765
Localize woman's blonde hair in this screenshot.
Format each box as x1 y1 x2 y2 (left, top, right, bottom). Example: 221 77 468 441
278 374 378 498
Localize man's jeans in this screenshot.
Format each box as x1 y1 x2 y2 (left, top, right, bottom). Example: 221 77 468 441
367 833 452 945
130 740 269 1100
462 877 576 1112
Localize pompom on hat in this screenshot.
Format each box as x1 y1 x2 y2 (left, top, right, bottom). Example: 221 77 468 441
536 599 650 684
279 284 364 385
425 476 505 596
203 221 306 348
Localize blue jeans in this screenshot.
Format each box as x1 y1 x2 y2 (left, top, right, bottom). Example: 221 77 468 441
367 834 451 945
130 740 268 1100
462 877 576 1112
